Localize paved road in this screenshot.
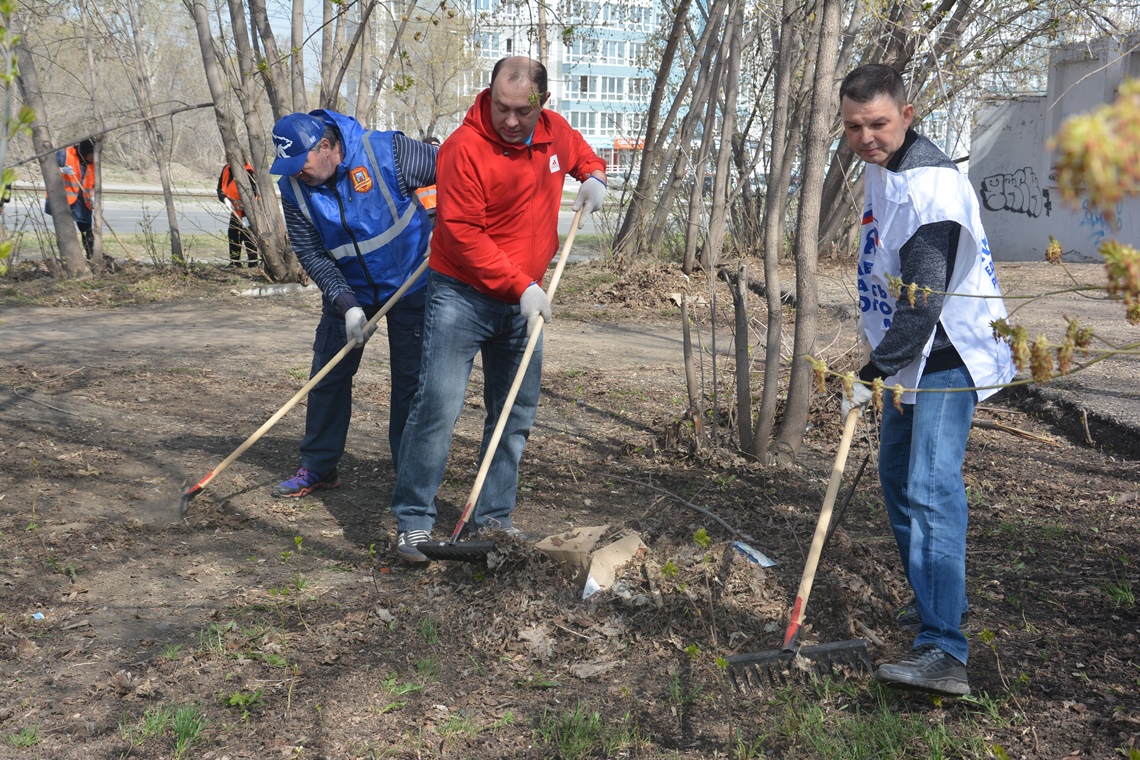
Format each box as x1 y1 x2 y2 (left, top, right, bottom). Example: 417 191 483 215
2 190 603 238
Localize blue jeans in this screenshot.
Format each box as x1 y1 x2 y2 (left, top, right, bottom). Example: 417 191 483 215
391 272 542 534
879 364 976 665
299 287 425 475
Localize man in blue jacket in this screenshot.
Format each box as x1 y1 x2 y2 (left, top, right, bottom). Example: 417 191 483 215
269 111 436 497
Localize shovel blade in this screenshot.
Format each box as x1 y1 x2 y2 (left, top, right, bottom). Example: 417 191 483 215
727 639 873 692
417 540 497 563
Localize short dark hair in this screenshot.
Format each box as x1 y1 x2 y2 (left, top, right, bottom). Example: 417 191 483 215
839 64 907 109
78 138 96 157
318 125 340 151
490 57 548 97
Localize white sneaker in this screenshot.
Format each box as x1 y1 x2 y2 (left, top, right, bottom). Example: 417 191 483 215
397 530 432 563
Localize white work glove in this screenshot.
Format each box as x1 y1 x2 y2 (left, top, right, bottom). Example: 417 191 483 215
841 382 873 421
344 307 370 348
519 283 552 336
571 176 606 228
240 216 251 229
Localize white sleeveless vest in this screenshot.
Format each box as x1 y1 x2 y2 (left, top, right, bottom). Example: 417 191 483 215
857 164 1015 403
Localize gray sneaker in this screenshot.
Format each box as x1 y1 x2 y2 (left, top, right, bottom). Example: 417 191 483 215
894 600 971 634
397 530 432 563
876 644 970 696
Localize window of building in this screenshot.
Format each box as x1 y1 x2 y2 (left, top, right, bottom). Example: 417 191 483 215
628 77 650 102
628 41 647 66
599 112 623 136
570 111 597 134
566 38 598 62
600 76 624 101
601 39 626 64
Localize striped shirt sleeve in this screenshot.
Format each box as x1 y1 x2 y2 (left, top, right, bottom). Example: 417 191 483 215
392 133 437 196
281 198 356 313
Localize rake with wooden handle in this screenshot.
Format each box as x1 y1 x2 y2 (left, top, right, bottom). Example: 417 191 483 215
726 407 874 690
417 208 584 562
179 256 431 516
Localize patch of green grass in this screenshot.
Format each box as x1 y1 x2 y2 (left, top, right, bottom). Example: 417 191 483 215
534 703 643 760
223 689 263 721
517 672 560 689
439 715 480 738
120 705 173 746
1103 563 1135 609
161 643 183 660
286 368 307 380
197 620 236 657
5 724 40 749
381 674 425 697
415 655 438 680
768 682 999 759
171 702 206 758
491 710 515 730
420 617 438 645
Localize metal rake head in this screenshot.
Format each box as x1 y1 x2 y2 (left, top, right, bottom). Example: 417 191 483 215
727 639 874 692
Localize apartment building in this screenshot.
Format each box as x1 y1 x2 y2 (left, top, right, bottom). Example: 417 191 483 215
469 0 659 172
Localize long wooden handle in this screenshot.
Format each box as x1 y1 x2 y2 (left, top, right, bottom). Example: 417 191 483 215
184 256 431 496
781 407 860 649
449 208 584 540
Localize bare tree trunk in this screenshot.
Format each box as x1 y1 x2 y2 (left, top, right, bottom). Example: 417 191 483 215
680 297 704 438
291 0 305 111
751 0 798 462
186 0 301 282
120 0 184 265
611 0 694 264
14 26 90 280
365 13 412 121
703 1 742 272
773 0 843 464
318 0 335 108
728 263 753 453
78 2 105 272
248 0 290 120
353 1 373 120
328 0 377 109
225 0 292 273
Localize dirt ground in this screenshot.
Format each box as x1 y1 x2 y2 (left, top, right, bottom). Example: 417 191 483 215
1 258 1138 759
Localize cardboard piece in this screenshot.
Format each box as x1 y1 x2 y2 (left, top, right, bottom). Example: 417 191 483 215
536 525 647 600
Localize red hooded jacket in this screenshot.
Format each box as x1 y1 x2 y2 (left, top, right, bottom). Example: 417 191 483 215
431 88 606 301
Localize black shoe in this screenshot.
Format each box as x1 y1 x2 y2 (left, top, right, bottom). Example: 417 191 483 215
894 600 971 634
876 644 970 696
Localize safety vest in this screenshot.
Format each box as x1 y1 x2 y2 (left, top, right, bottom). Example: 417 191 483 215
415 184 437 211
857 164 1015 403
50 147 94 209
277 121 431 308
219 162 255 219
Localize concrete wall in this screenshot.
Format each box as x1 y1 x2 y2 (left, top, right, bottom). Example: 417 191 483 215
969 36 1140 262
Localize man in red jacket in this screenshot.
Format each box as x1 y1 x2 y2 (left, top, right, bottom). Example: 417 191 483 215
390 56 606 561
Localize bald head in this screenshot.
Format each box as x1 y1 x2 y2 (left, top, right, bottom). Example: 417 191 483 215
488 56 550 145
490 56 548 98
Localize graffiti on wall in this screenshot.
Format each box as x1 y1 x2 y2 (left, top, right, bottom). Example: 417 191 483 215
980 168 1051 218
1079 200 1123 246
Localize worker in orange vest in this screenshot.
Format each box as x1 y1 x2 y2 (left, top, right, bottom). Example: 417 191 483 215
415 136 440 228
217 161 258 268
46 138 96 259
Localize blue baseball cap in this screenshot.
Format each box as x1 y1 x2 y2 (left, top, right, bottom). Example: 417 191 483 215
270 113 325 175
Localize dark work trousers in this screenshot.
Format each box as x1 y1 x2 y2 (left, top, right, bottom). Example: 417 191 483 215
228 217 258 266
298 286 426 478
76 219 94 260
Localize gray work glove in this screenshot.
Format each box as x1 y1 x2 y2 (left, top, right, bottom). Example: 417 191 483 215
571 176 606 228
345 306 370 348
841 382 873 421
520 283 552 336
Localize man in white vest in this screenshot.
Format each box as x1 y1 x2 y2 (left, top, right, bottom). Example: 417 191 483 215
839 64 1015 697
